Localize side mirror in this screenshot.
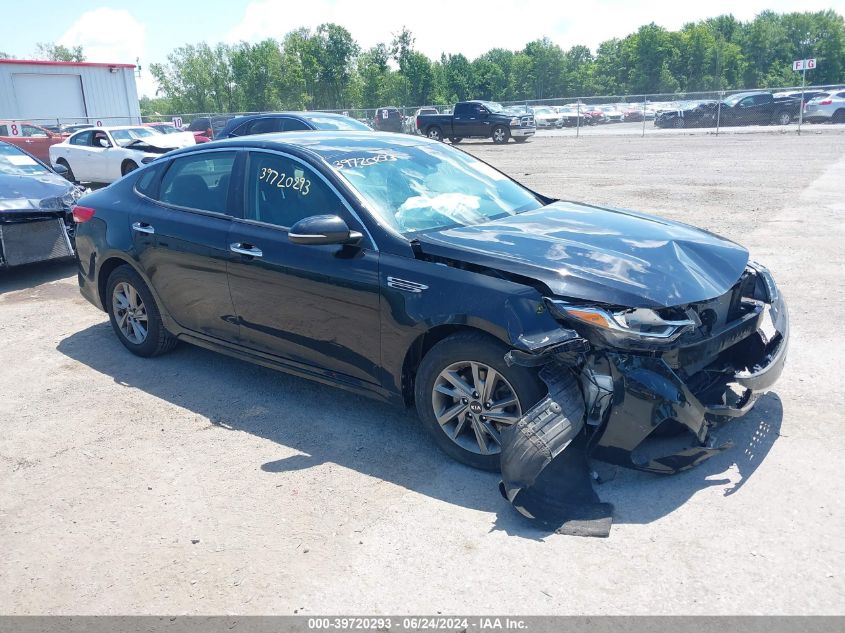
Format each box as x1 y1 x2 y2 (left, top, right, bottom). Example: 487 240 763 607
98 138 110 148
52 163 69 177
289 215 363 246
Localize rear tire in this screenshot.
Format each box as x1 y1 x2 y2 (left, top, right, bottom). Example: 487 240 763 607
513 137 528 143
106 265 177 358
414 331 546 471
427 126 443 141
832 110 845 124
449 137 463 144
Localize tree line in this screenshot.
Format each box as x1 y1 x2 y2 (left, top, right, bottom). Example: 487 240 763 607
135 10 841 114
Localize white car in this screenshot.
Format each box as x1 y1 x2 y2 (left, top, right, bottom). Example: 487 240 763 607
49 126 192 183
531 106 561 128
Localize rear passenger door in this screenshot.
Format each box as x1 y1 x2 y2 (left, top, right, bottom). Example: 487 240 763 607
130 150 242 341
226 149 382 384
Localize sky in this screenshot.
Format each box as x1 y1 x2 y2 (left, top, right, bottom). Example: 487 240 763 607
2 0 843 97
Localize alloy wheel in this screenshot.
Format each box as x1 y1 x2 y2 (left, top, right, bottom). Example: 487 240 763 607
493 127 506 142
112 281 148 344
431 360 522 456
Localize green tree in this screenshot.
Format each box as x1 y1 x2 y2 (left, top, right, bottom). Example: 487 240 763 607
35 43 85 62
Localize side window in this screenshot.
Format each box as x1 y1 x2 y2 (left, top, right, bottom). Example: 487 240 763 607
21 125 47 137
135 163 163 197
248 118 282 135
245 152 344 229
159 151 236 213
454 103 470 116
753 95 770 105
70 131 93 146
280 118 310 132
738 97 754 108
0 125 7 136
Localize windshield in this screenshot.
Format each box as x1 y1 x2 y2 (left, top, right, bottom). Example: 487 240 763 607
534 107 554 114
0 142 51 176
110 127 157 145
151 125 179 134
304 115 370 131
331 142 542 235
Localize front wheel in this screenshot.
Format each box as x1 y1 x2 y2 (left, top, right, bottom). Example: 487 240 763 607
491 125 510 144
513 137 529 143
426 126 443 141
106 265 177 357
56 158 76 183
414 332 546 470
121 160 139 176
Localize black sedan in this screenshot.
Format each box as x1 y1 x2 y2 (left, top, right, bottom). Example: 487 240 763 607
219 111 371 139
71 132 788 483
0 140 83 268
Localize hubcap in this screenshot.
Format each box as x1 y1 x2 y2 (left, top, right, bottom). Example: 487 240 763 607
112 281 148 344
432 361 522 456
494 128 505 141
429 129 440 140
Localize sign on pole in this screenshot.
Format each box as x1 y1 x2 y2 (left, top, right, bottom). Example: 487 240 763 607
172 116 183 128
793 59 818 135
793 58 817 71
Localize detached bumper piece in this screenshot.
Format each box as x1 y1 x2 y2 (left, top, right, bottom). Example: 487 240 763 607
0 219 74 268
499 362 613 538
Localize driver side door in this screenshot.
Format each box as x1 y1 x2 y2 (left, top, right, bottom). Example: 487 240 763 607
226 149 382 385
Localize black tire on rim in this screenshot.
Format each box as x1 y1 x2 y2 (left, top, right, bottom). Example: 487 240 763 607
414 331 546 471
106 265 177 358
774 111 791 125
122 160 139 176
427 127 443 141
491 125 510 144
832 110 845 124
449 137 463 144
56 159 75 183
514 137 528 143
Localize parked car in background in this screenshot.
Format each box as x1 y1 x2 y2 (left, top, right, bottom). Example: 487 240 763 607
49 126 188 183
598 105 625 122
372 107 404 133
531 106 561 129
0 140 83 268
804 90 845 123
72 131 787 476
142 122 198 147
655 92 801 128
0 121 66 163
554 105 588 127
413 108 439 134
417 101 535 144
219 112 371 139
186 115 235 141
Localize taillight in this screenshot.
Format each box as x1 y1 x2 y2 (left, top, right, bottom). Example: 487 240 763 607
416 116 421 129
72 206 95 223
818 99 833 105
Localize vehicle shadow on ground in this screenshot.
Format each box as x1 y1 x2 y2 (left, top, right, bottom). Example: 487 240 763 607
0 259 76 294
58 323 783 538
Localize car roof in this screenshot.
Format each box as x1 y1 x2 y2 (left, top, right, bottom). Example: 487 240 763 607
167 130 438 162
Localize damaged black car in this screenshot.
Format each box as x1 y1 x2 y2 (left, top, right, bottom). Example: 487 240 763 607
72 132 787 528
0 140 84 269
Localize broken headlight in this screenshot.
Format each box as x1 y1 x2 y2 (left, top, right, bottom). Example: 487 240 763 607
546 299 697 348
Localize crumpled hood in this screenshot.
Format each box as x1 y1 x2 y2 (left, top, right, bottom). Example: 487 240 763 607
415 201 749 308
126 134 190 150
0 172 79 213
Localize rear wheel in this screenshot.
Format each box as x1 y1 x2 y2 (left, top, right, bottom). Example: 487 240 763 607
491 125 510 144
773 110 791 126
427 126 443 141
106 265 177 357
513 137 529 143
832 109 845 124
414 332 546 470
449 137 463 144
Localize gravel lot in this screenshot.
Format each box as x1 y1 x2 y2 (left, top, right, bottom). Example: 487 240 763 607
2 132 844 615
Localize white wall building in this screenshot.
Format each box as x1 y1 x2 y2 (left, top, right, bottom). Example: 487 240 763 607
0 59 141 126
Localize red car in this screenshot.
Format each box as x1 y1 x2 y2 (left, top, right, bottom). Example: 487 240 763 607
0 121 66 163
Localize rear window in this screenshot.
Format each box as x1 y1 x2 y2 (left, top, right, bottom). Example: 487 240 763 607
303 115 369 131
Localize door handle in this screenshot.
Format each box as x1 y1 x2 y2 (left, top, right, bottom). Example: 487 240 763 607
131 222 155 235
230 242 263 257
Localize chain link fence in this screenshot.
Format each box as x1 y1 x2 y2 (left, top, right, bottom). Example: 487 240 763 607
5 82 843 144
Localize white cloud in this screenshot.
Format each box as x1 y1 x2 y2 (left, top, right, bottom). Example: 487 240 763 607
57 7 156 97
225 0 844 58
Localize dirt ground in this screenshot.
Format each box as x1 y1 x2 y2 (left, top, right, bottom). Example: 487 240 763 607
2 132 844 615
